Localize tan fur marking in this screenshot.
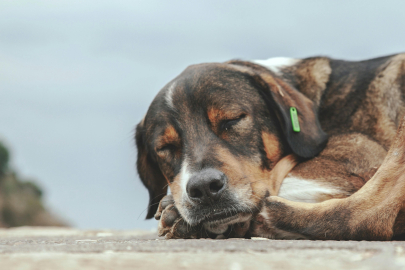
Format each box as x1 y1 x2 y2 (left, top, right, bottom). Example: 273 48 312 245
268 155 298 195
213 146 266 206
164 126 179 143
156 126 180 150
207 107 245 128
215 144 297 201
261 132 282 164
214 146 248 185
207 107 223 129
207 107 251 142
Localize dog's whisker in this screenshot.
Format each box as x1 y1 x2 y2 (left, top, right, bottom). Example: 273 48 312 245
136 200 165 220
149 191 169 204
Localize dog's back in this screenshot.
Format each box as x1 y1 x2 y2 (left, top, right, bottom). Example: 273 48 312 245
275 54 405 202
321 54 405 148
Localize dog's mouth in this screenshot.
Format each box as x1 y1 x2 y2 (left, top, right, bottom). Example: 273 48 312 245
202 210 240 225
182 193 255 228
192 208 251 226
201 210 252 235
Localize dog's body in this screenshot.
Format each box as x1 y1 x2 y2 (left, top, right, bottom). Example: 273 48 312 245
257 55 405 206
136 53 405 240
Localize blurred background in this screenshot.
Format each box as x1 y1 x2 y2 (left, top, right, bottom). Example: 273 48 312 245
0 0 404 230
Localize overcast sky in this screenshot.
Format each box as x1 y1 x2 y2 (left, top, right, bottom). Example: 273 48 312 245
1 0 404 229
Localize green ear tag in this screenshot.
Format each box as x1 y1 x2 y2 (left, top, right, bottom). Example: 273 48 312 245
290 107 300 132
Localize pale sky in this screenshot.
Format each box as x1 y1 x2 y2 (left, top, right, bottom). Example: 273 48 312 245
1 0 404 229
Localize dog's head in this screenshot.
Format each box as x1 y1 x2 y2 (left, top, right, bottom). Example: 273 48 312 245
136 60 328 233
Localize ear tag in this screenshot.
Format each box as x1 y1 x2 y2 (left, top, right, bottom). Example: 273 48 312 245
290 107 301 133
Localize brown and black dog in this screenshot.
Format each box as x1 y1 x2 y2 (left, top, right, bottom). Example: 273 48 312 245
135 53 405 240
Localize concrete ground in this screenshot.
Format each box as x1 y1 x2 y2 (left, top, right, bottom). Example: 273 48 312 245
1 227 405 270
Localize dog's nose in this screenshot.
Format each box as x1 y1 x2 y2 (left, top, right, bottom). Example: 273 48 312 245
186 168 227 203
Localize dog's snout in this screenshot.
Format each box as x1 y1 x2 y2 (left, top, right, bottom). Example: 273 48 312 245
186 168 227 203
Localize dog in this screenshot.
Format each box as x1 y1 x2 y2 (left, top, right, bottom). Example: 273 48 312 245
135 53 405 240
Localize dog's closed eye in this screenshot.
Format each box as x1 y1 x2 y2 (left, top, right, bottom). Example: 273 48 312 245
220 114 246 131
156 144 177 153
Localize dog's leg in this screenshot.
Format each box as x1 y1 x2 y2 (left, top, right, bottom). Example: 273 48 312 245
252 116 405 240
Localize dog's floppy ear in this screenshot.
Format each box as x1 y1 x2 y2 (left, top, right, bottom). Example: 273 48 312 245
228 61 328 159
259 73 328 158
135 121 168 219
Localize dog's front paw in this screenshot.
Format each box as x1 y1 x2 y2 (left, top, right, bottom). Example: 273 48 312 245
154 195 201 239
250 197 308 240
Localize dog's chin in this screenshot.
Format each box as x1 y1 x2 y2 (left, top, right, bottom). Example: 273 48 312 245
203 212 252 234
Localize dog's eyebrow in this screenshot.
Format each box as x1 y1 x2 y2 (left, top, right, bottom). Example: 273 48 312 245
208 107 244 118
207 107 246 123
155 125 180 148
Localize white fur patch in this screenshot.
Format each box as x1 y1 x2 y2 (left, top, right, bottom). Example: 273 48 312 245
258 208 270 221
278 176 341 203
165 82 176 109
252 57 299 75
180 158 192 196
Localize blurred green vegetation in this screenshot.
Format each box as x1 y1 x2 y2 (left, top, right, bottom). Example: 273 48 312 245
0 141 65 227
0 142 9 176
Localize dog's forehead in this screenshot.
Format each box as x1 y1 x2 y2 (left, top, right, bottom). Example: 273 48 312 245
146 63 253 118
169 63 257 108
141 62 265 144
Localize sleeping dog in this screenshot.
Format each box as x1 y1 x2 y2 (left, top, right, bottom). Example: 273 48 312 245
135 53 405 240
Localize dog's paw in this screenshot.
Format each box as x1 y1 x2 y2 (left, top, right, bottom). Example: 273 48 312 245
250 197 307 240
154 195 253 239
154 195 201 239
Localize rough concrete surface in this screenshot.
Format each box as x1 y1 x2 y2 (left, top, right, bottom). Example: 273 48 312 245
1 227 405 269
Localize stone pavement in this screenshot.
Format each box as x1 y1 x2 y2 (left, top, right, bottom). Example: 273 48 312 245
1 227 405 270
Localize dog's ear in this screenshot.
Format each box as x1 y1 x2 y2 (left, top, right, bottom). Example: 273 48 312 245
228 61 328 159
136 121 168 219
259 73 328 158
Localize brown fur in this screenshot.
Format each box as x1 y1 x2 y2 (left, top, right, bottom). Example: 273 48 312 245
136 53 405 239
252 54 405 240
289 133 387 194
256 116 405 240
268 155 298 196
261 132 282 165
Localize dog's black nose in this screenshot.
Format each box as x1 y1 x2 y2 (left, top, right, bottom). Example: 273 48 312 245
186 168 227 203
